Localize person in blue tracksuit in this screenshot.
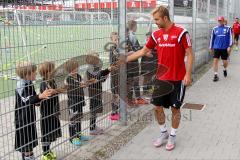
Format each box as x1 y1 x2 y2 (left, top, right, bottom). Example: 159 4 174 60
209 16 233 82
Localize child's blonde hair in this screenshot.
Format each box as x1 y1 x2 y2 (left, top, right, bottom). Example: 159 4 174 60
127 20 137 30
110 32 118 40
64 58 79 73
86 51 99 65
38 61 55 79
16 61 37 79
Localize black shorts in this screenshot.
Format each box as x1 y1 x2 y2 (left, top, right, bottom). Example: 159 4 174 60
234 33 239 41
151 80 186 109
213 49 228 60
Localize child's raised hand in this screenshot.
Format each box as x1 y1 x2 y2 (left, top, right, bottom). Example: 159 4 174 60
79 82 87 88
86 78 98 84
108 65 118 71
39 89 53 99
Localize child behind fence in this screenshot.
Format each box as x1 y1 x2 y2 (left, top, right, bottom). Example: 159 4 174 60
64 59 91 146
15 61 53 160
127 20 148 106
86 52 114 135
38 61 62 159
109 32 120 121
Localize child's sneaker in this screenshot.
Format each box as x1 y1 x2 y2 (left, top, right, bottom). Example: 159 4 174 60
49 151 57 159
110 113 120 121
166 135 176 151
70 137 81 146
41 153 52 160
90 129 99 135
78 133 91 141
24 155 36 160
153 131 169 147
135 98 149 105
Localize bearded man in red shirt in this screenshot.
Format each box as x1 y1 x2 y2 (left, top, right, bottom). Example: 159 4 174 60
126 6 194 151
232 17 240 50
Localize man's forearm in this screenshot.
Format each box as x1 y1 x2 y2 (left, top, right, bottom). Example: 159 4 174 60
186 52 194 75
126 46 150 62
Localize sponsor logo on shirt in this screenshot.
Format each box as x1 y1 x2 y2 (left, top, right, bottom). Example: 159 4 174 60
159 43 176 47
157 37 161 42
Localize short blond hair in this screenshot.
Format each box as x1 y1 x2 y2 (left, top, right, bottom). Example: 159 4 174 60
128 20 137 30
86 51 99 65
16 61 37 79
110 31 118 40
38 61 55 79
64 59 79 73
151 6 170 20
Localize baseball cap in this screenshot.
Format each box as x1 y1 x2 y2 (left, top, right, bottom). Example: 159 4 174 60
218 16 224 21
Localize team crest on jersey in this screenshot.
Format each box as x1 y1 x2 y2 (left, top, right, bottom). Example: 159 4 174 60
163 34 168 41
223 28 227 34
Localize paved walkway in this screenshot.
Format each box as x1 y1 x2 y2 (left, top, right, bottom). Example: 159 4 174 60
111 52 240 159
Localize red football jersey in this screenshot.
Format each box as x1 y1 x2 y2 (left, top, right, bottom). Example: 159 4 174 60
146 23 192 81
232 22 240 34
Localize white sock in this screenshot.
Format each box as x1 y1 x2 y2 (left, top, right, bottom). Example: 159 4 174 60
223 68 227 71
170 127 177 136
160 124 167 133
214 72 218 75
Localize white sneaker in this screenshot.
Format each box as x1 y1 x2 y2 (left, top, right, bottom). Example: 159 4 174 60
166 135 176 151
153 131 169 147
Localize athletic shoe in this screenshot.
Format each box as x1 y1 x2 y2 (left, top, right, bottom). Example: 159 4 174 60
49 151 56 159
41 153 52 160
153 131 169 147
213 74 219 82
166 135 176 151
235 46 238 51
24 155 36 160
110 113 120 121
135 98 149 105
70 137 81 146
78 133 91 141
223 70 227 77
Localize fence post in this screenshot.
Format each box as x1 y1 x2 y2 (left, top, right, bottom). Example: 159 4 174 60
118 0 127 126
192 0 197 73
169 0 174 22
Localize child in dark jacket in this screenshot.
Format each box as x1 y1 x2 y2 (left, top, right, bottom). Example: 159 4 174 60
15 61 53 160
86 52 114 135
127 20 148 106
109 32 120 120
38 61 62 159
64 59 92 146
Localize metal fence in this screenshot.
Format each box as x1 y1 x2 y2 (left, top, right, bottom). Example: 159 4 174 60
0 0 239 159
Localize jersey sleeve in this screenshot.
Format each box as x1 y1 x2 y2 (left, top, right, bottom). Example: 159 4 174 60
146 35 157 50
180 33 192 50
